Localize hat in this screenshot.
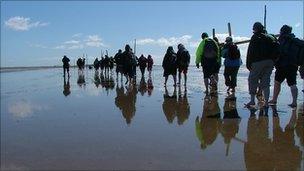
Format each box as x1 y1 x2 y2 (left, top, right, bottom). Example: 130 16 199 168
201 32 209 39
178 43 184 49
253 22 264 33
280 25 292 34
225 36 233 43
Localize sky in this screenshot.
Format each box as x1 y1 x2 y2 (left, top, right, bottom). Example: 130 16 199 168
1 1 303 67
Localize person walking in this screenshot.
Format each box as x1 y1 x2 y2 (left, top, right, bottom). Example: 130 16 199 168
246 22 276 107
147 55 154 76
222 36 242 93
269 25 304 107
62 55 70 77
196 32 220 94
176 43 190 86
162 46 177 86
138 54 148 77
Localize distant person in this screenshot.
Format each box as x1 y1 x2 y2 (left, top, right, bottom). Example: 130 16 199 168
246 22 276 107
77 58 82 69
63 75 71 96
99 57 105 72
176 43 190 86
269 25 304 107
122 44 135 84
162 46 177 86
196 32 220 94
147 55 154 76
81 58 85 69
131 49 138 81
138 54 148 77
114 49 123 81
104 55 110 75
109 56 115 72
222 36 242 93
93 58 100 71
62 55 70 77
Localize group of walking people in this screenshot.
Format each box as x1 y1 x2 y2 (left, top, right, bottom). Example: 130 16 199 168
191 22 303 108
62 21 303 108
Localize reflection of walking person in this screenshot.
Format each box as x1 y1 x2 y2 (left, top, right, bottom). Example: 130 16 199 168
162 86 177 123
176 86 190 125
195 96 220 149
271 106 302 170
63 75 71 96
220 100 241 156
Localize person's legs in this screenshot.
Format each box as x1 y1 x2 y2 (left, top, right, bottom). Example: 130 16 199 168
247 61 264 106
287 65 298 107
260 60 274 106
164 76 168 86
178 69 181 85
269 81 281 104
173 75 177 86
230 67 239 92
204 78 209 94
224 67 231 91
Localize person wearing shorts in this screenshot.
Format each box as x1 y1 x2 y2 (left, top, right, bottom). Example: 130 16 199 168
269 25 303 107
176 43 190 86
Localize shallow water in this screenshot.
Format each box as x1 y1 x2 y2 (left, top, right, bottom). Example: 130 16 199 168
1 66 303 170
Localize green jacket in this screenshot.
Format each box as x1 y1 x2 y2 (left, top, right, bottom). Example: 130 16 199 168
196 38 221 65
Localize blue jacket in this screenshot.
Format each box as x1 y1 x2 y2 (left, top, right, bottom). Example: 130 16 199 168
222 45 242 67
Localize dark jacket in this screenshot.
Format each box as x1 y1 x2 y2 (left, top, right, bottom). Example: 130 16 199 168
138 56 148 68
62 56 70 68
114 52 123 65
177 48 190 68
246 33 274 69
276 33 303 67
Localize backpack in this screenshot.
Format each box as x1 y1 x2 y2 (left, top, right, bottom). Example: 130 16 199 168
203 38 218 59
281 37 304 66
267 34 280 61
228 44 240 60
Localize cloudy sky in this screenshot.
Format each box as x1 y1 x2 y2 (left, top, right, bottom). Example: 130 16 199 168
1 1 303 67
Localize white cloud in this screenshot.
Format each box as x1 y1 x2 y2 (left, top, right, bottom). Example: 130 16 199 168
5 16 49 31
64 40 80 44
29 43 47 48
137 35 193 47
72 33 83 38
295 22 301 28
85 35 106 47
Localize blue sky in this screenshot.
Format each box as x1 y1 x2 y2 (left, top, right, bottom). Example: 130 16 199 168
1 1 303 67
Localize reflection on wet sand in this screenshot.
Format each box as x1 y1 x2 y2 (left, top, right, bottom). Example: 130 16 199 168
221 99 241 156
162 86 190 125
63 75 71 96
245 106 302 170
115 84 137 125
195 96 221 149
77 70 86 88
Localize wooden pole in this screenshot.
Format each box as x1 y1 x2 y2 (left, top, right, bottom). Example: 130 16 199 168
212 28 215 38
264 5 267 30
134 39 136 55
228 23 232 37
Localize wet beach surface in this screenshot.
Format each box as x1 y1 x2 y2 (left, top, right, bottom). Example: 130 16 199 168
1 66 303 170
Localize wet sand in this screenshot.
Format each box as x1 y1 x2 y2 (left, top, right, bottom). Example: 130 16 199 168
1 66 303 170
